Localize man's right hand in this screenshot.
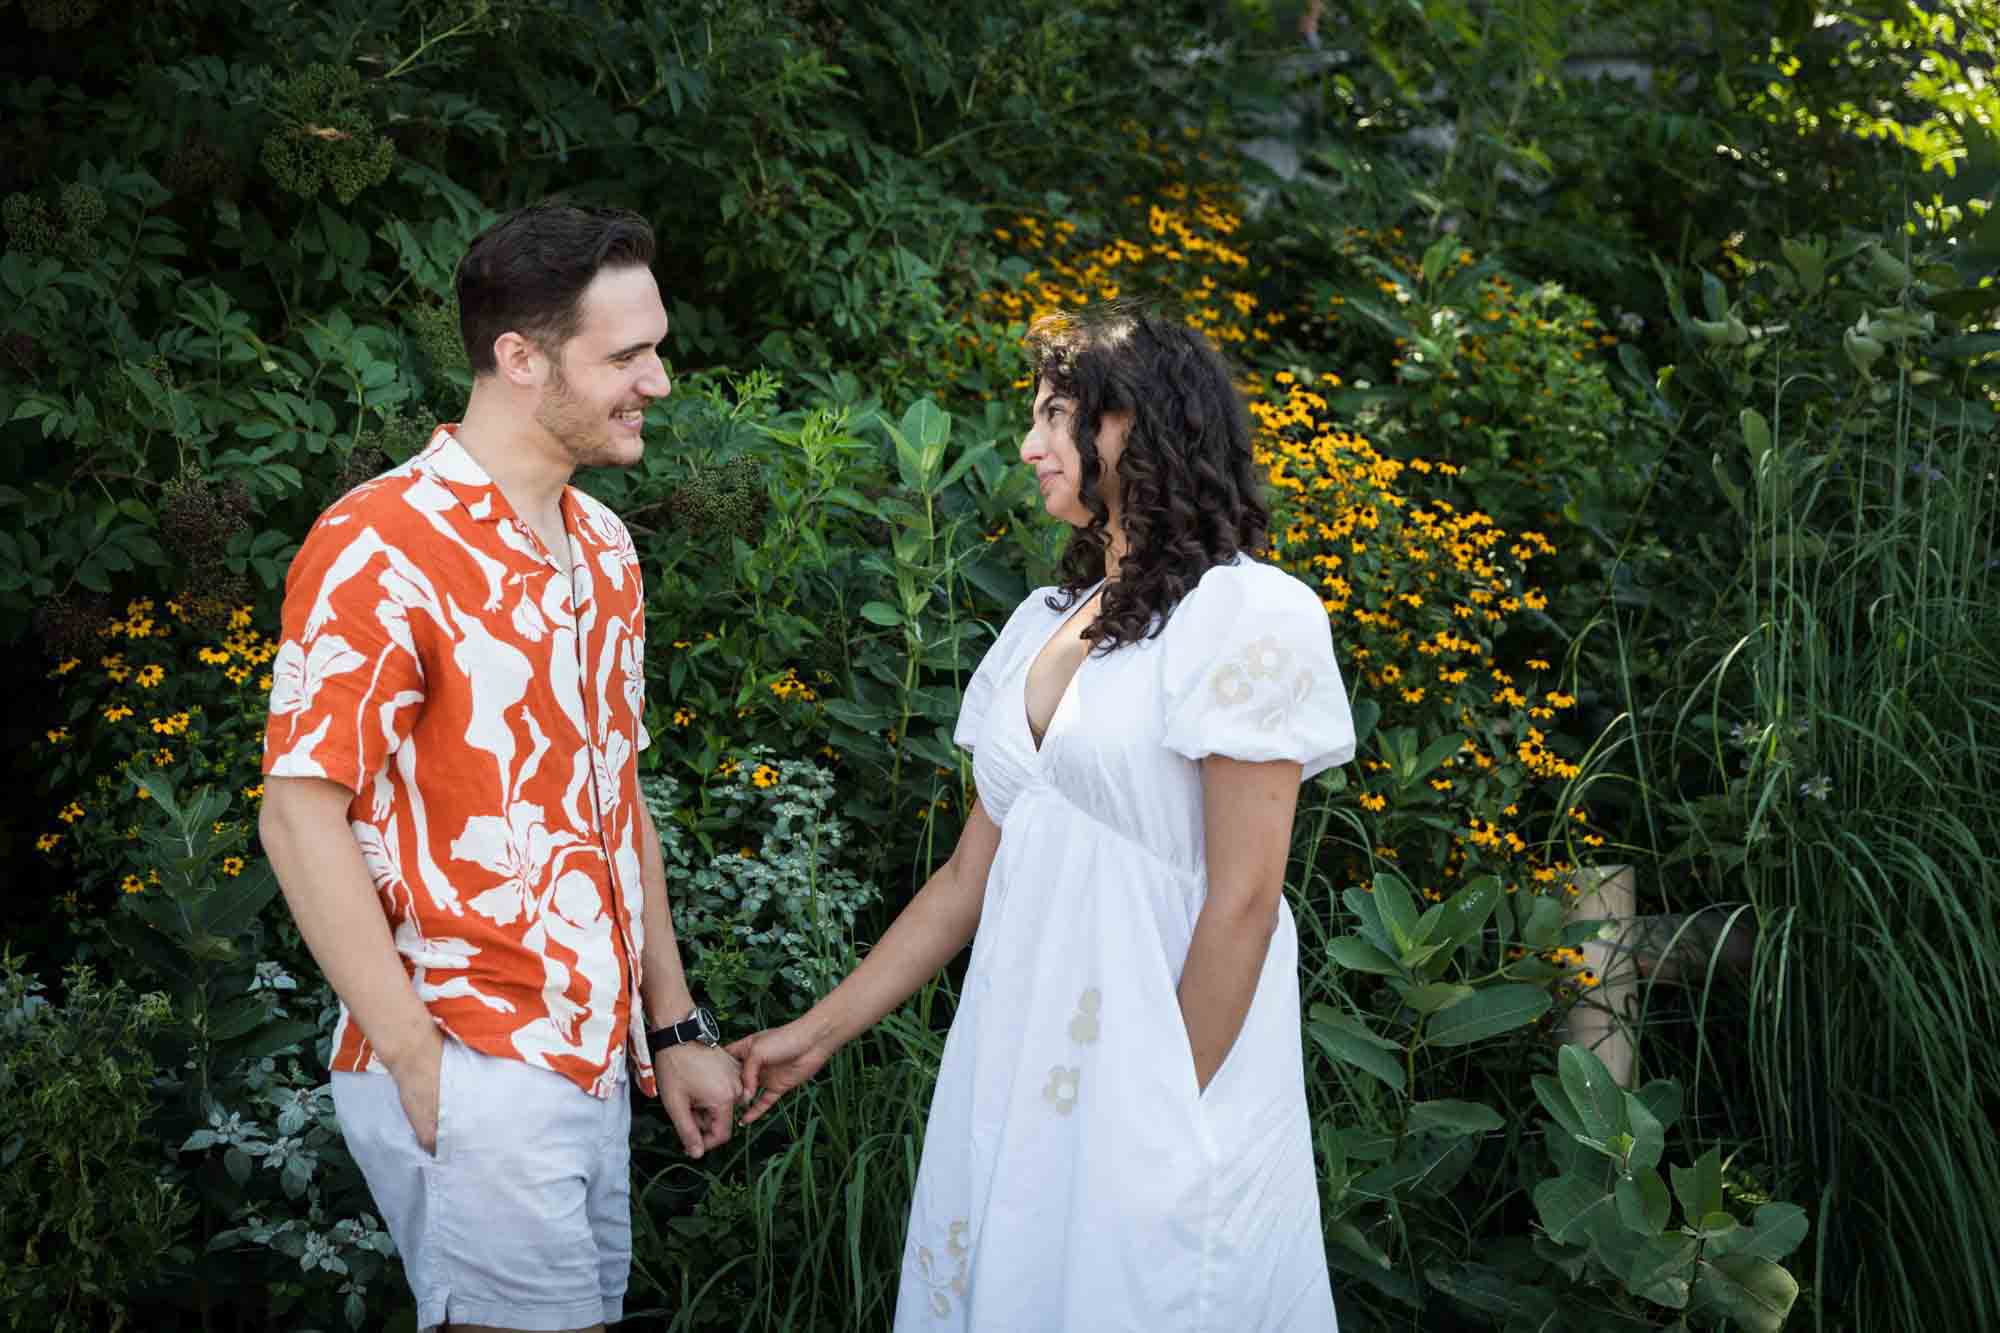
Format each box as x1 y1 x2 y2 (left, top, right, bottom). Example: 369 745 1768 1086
383 1026 446 1156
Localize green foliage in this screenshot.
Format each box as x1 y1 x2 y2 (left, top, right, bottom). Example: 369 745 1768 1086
1614 219 2000 1326
644 753 879 1025
259 61 399 204
98 769 404 1329
0 957 194 1331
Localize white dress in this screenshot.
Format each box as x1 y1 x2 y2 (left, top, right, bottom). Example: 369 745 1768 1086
895 557 1356 1332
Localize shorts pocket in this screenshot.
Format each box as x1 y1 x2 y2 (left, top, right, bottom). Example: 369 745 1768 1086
429 1036 459 1164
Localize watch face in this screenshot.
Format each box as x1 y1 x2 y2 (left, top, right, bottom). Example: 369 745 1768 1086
695 1007 721 1044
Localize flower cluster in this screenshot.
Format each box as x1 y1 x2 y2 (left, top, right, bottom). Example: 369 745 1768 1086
33 598 281 912
1249 375 1601 907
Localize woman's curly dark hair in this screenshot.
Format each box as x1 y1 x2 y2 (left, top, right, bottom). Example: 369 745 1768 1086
1027 305 1269 652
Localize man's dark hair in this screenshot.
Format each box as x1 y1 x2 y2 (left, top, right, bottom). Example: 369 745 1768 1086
455 200 656 376
1026 304 1269 653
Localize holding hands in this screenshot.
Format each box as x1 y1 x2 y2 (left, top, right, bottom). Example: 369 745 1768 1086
729 1015 835 1126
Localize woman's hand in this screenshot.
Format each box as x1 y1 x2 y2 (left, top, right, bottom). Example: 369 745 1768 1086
729 1017 834 1126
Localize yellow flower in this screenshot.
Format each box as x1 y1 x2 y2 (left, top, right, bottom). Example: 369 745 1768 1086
716 758 740 779
36 833 61 853
242 784 265 802
751 764 780 790
52 657 80 677
224 664 251 685
45 726 69 744
1358 793 1387 812
121 874 144 894
136 664 165 688
58 801 85 824
221 856 245 877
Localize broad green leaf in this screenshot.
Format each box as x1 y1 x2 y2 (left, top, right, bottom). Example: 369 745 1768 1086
1306 1010 1406 1093
1616 1166 1671 1236
1307 1006 1399 1048
1635 1078 1683 1132
1695 1211 1740 1240
1709 1203 1809 1263
219 1018 319 1067
1532 1073 1585 1140
1694 1254 1799 1333
1740 407 1772 463
1520 894 1564 949
1328 1218 1392 1269
1623 1089 1665 1172
1624 1233 1698 1309
1373 871 1422 951
206 995 272 1043
1779 237 1824 295
858 601 904 627
1421 875 1500 954
1426 984 1551 1047
1534 1174 1615 1245
1391 980 1476 1014
1672 1146 1724 1222
1328 936 1401 976
202 864 280 940
1559 1044 1626 1143
1342 886 1396 958
1407 1099 1504 1137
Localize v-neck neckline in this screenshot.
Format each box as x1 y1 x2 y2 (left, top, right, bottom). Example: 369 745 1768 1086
1022 580 1107 754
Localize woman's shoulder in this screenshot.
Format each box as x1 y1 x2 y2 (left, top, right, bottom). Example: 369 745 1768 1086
1175 554 1322 625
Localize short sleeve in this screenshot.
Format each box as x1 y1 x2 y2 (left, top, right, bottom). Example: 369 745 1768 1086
953 589 1059 754
1161 561 1356 780
262 506 429 796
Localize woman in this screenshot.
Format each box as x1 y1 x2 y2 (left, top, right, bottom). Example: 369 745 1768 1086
731 308 1355 1330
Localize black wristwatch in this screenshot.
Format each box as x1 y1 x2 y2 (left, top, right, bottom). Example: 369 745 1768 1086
647 1005 721 1055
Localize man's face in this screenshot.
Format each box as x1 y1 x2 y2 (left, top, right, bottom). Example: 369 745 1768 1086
532 264 672 470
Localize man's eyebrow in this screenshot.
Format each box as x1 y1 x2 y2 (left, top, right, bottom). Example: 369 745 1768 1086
607 336 666 360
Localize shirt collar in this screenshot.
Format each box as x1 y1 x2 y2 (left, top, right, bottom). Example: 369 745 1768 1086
415 423 577 571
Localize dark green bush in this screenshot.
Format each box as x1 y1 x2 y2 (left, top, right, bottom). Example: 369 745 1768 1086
0 957 194 1331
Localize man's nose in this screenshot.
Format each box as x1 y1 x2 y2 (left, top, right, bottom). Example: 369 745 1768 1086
642 356 672 399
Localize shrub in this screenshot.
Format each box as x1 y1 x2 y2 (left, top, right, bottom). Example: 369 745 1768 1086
0 957 194 1331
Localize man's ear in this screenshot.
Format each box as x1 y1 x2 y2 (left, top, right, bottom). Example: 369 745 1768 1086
491 330 545 388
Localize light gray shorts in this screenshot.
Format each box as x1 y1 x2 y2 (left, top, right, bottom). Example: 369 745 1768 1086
332 1036 632 1331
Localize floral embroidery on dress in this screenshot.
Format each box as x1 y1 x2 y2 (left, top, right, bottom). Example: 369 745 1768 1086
1068 988 1102 1044
1205 636 1317 733
1243 633 1291 680
913 1217 971 1317
1042 1065 1081 1115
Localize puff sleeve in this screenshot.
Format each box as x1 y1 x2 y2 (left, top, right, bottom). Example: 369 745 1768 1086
1161 561 1356 780
953 589 1058 754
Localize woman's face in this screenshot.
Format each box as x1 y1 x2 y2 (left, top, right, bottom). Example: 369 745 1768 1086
1020 378 1131 529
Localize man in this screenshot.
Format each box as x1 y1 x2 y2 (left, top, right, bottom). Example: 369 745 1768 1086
260 201 739 1333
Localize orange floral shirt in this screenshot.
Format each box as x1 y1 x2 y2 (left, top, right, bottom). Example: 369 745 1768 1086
264 425 659 1099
